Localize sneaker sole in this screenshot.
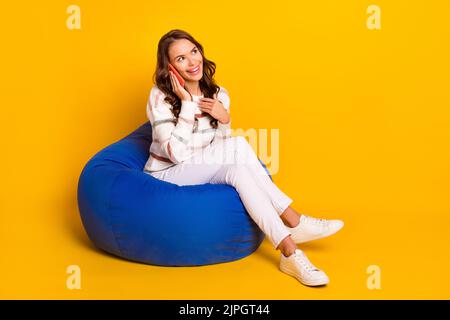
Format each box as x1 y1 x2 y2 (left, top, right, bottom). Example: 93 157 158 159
292 224 344 244
279 264 329 287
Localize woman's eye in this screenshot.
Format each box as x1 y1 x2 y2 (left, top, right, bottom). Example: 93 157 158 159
177 49 198 62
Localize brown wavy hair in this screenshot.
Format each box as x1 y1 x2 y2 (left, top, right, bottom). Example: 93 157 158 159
152 29 220 129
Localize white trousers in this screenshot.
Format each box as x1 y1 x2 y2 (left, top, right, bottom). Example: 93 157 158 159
145 136 293 249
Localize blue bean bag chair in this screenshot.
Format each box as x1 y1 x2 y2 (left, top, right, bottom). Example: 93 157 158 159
77 122 271 266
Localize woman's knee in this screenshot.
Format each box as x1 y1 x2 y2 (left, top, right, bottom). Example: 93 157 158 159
223 136 248 148
234 136 250 148
224 163 252 184
233 136 255 165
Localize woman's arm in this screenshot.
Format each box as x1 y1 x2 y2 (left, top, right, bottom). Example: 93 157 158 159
147 86 198 164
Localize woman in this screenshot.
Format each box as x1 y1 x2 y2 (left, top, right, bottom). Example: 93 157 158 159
143 29 344 287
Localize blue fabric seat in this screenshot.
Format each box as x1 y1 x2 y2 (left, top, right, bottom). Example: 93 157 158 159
77 122 269 266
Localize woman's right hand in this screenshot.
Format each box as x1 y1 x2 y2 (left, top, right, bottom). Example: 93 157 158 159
169 70 192 101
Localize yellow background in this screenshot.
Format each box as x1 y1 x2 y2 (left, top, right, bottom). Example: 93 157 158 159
1 0 449 299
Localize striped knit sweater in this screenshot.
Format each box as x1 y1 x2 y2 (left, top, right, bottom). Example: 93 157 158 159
143 84 232 173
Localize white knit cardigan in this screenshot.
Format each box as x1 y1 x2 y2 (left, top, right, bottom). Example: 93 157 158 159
143 85 231 172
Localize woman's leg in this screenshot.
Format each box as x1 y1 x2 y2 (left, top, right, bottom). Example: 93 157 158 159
146 139 331 286
279 207 301 228
149 138 301 229
221 138 343 234
223 137 302 227
208 163 293 250
146 142 296 252
219 136 295 216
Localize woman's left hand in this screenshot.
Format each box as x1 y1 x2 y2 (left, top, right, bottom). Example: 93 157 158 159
198 95 230 124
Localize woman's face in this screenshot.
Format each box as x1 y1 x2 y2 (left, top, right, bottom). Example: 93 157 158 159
168 39 203 82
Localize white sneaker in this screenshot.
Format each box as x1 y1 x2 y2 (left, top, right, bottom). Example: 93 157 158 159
279 249 329 286
287 214 344 244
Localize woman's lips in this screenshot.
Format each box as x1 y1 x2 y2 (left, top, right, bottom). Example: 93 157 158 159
188 66 200 74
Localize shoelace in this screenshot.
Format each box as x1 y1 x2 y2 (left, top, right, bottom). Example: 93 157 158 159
303 215 328 226
294 252 320 273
